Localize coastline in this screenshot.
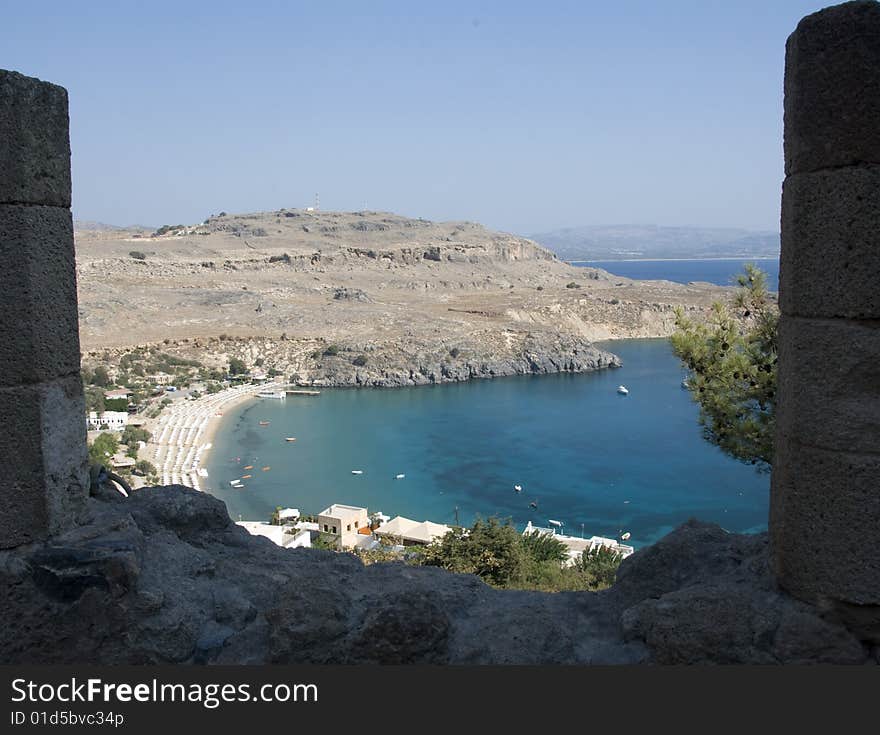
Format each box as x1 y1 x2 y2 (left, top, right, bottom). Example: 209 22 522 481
201 337 770 547
570 256 779 263
144 382 280 490
151 336 664 493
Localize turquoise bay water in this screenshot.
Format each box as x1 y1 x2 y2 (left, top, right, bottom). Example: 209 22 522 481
575 258 780 291
204 339 769 548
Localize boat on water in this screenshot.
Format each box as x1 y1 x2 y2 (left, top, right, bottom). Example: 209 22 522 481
285 437 297 442
514 484 523 493
617 385 629 395
241 474 252 479
395 473 405 479
621 532 632 541
351 470 364 475
262 466 271 471
257 391 286 399
229 480 243 487
243 465 254 470
258 421 271 426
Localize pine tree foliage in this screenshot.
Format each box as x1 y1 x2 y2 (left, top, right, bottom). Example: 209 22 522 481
670 264 778 470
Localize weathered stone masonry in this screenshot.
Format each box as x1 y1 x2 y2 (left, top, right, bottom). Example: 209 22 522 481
0 2 878 664
771 0 880 638
0 70 89 547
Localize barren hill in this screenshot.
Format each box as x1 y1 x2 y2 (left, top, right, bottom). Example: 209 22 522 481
75 209 729 386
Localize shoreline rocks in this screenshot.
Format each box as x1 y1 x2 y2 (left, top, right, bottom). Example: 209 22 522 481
302 334 621 388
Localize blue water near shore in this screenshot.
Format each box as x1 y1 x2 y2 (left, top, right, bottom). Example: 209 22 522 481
204 339 769 548
574 258 779 291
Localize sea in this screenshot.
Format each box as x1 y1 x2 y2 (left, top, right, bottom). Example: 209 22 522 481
205 257 776 549
573 257 779 291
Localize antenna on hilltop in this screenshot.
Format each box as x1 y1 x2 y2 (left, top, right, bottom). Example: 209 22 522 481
314 192 320 211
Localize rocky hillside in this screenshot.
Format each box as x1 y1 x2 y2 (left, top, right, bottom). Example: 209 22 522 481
75 209 731 385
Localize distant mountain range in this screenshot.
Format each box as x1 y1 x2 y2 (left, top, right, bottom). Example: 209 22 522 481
529 225 780 261
74 220 154 232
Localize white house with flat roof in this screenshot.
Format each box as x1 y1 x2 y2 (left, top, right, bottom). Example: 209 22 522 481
104 388 132 400
237 521 311 549
317 504 370 549
86 411 129 430
374 516 452 546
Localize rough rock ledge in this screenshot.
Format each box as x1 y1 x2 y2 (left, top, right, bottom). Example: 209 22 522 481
1 485 874 664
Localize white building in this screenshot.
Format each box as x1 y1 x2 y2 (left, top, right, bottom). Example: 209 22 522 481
87 411 129 430
374 516 452 546
236 521 311 549
147 372 174 386
277 507 300 523
104 388 132 400
109 455 136 470
317 504 370 549
522 521 635 564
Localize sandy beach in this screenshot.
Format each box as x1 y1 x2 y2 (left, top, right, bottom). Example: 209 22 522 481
144 383 283 490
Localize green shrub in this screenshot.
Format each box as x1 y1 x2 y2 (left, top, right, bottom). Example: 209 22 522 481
121 426 151 446
105 397 129 412
134 459 156 477
88 433 119 465
91 366 111 387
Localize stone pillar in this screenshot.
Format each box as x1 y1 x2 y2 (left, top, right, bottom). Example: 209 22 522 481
771 1 880 635
0 70 88 548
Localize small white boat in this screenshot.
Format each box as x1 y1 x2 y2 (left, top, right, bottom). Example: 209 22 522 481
285 437 297 442
548 519 563 528
351 470 363 475
395 474 405 479
617 385 629 395
229 480 243 487
514 484 523 493
621 532 631 541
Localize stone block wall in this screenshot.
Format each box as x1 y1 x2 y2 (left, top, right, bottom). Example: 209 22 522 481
0 70 88 548
771 1 880 633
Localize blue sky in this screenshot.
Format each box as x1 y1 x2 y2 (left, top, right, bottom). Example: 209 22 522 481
3 0 829 234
